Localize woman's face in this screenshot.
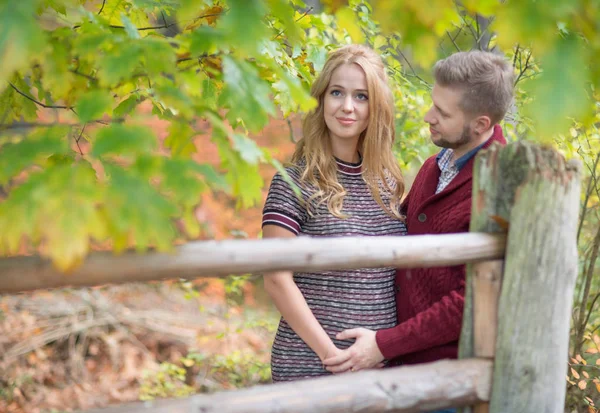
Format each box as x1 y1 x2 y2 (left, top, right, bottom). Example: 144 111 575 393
323 63 369 147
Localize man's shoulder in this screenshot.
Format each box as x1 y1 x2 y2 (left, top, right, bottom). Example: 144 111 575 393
414 153 440 178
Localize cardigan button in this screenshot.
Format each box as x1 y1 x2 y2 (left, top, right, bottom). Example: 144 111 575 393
395 285 401 293
418 213 427 222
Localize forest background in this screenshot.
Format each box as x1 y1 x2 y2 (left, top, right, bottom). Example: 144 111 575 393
0 0 599 412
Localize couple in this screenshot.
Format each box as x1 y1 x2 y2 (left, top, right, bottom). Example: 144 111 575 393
261 44 513 411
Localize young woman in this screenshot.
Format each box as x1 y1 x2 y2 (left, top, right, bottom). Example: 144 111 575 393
261 44 406 382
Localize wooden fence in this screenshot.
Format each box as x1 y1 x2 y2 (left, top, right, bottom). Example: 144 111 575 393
0 142 582 413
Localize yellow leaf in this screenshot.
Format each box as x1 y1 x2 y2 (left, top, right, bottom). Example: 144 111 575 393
597 358 600 365
335 7 364 43
596 382 600 393
572 357 580 364
589 406 596 413
584 371 590 378
577 354 585 362
579 380 588 390
587 348 599 354
572 368 581 379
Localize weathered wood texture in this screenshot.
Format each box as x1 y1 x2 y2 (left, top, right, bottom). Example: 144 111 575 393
0 233 505 294
490 145 580 412
473 260 503 359
459 142 580 413
472 260 503 413
83 359 492 413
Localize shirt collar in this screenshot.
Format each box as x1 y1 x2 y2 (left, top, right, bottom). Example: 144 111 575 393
335 156 362 176
436 138 491 172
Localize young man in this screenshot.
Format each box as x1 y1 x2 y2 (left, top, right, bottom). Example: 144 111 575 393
323 51 515 384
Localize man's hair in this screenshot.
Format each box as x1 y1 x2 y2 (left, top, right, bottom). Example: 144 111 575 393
433 51 515 124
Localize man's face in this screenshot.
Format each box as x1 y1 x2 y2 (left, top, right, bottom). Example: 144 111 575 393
424 84 473 150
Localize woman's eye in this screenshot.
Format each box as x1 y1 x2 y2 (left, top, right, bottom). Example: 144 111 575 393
356 93 368 101
330 90 342 97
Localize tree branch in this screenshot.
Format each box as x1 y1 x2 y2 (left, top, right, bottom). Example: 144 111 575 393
75 124 86 156
393 49 431 88
573 224 600 356
446 30 461 52
577 151 600 243
582 290 600 331
98 0 106 15
9 83 71 110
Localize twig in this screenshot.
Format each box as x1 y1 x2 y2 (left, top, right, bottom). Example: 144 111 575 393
395 49 431 87
75 124 86 155
287 118 295 143
70 70 97 82
9 83 71 109
582 291 600 330
514 50 534 84
98 0 106 15
577 151 600 243
446 30 461 52
273 6 313 40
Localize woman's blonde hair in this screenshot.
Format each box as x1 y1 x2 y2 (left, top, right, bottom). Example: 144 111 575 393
291 44 404 219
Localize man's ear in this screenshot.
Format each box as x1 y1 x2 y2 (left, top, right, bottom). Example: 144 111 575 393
472 115 492 135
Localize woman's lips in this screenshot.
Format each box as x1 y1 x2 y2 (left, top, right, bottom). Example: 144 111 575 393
337 118 356 125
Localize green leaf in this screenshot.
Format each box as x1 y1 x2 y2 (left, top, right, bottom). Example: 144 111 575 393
189 26 226 56
214 132 263 208
98 42 142 86
232 133 263 164
10 77 38 121
161 158 205 207
113 95 140 118
154 84 196 119
164 122 197 158
102 164 178 253
266 0 304 44
0 162 106 270
92 124 157 157
0 126 69 186
0 0 47 93
140 38 177 76
121 14 141 39
40 39 74 101
306 44 328 72
219 56 276 132
219 0 268 55
75 90 113 123
191 163 229 191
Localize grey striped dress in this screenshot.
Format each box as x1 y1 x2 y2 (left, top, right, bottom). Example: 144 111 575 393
262 157 407 382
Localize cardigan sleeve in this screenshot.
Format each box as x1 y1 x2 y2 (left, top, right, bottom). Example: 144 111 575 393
375 273 465 359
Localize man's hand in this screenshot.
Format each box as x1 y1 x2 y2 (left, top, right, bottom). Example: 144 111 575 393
322 328 385 373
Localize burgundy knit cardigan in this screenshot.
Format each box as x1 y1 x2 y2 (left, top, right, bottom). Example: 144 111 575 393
375 125 507 365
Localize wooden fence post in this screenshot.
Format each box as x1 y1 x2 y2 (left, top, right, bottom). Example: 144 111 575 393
459 142 581 413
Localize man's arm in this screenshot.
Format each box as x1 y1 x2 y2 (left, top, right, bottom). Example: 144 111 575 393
376 288 464 360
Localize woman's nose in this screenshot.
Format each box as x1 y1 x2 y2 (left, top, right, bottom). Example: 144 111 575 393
342 96 353 112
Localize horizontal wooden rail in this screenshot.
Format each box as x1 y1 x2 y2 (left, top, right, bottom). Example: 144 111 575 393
83 358 492 413
0 233 505 294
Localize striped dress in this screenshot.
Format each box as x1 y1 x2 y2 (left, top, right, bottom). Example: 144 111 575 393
262 157 407 382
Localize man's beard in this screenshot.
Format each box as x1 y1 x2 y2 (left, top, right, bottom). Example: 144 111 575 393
433 124 472 149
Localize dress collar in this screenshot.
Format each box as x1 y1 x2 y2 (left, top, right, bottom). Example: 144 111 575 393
335 156 362 176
